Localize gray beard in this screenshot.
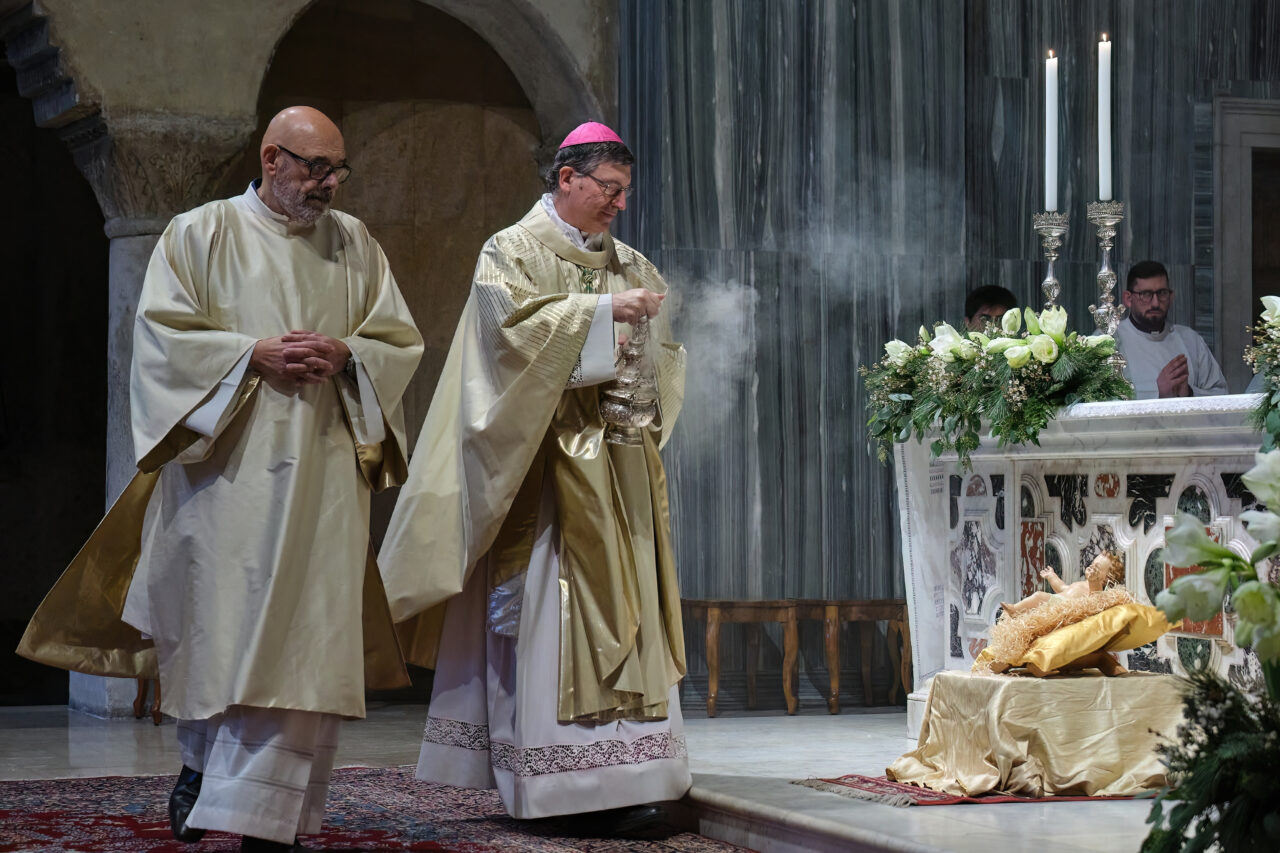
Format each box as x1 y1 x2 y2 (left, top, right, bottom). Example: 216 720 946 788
272 181 330 224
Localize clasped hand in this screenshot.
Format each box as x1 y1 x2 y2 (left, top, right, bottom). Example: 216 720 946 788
251 331 351 388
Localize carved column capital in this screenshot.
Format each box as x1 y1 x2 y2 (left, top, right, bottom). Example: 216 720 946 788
58 111 256 237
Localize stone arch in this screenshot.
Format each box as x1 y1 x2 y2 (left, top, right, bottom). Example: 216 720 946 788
254 0 609 157
417 0 610 143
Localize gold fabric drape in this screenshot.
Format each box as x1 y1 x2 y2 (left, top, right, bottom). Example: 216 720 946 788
887 670 1184 797
380 202 687 721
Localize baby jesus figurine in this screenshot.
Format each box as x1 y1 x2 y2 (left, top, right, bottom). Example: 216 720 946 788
1001 551 1124 618
978 551 1136 677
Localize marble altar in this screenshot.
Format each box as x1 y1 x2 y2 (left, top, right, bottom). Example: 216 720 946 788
895 393 1271 736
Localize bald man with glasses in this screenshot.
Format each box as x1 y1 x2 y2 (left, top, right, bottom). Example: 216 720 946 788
1114 260 1227 399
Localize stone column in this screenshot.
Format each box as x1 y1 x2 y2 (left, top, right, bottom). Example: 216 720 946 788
58 111 255 717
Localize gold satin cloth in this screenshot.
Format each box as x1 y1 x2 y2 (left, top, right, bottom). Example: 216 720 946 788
887 670 1184 797
379 202 687 722
973 602 1177 674
18 193 422 719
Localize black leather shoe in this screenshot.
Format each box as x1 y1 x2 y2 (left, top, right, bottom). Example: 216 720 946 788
168 765 205 842
574 803 668 839
608 803 666 838
240 836 302 852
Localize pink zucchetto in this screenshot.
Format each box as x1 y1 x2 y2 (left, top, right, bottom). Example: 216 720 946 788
559 121 625 148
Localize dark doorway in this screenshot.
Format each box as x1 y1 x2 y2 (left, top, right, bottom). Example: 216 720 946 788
0 61 108 705
1254 148 1280 306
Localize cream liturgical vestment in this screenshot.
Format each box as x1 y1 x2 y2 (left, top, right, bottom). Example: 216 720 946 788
19 184 422 721
379 201 690 818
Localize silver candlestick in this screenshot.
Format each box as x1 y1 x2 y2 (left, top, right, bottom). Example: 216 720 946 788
1032 211 1069 309
1087 200 1127 374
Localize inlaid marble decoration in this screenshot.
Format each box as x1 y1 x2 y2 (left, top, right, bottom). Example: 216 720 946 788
1222 473 1261 512
1177 485 1211 523
1127 474 1175 533
953 521 997 616
949 605 962 659
950 475 963 530
1165 523 1226 638
1044 474 1088 530
1095 473 1121 498
1143 547 1165 603
1128 640 1174 674
1229 649 1264 694
992 475 1006 530
1080 524 1120 572
1019 520 1045 598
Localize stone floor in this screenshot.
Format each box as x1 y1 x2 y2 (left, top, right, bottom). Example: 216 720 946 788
0 703 1157 852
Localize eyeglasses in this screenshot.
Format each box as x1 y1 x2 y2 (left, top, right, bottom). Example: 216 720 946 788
276 145 353 184
578 172 634 200
1129 288 1173 303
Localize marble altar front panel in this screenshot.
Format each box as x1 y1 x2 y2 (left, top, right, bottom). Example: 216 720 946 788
897 395 1271 704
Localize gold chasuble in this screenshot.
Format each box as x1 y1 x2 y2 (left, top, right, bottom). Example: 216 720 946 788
380 202 687 722
19 187 422 721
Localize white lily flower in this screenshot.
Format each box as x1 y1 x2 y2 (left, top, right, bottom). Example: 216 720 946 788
1023 307 1042 335
1262 295 1280 326
1039 306 1068 344
1242 450 1280 509
1001 308 1021 335
1232 581 1278 628
1004 345 1032 368
1029 334 1059 363
1163 511 1238 568
984 337 1019 353
1156 569 1228 623
884 339 912 367
928 323 964 362
1082 334 1115 351
1241 509 1280 545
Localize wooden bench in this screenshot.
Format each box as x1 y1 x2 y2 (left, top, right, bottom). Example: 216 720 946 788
681 597 912 716
681 599 798 717
793 598 911 713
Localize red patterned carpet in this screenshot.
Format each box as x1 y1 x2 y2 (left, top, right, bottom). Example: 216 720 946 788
794 773 1145 807
0 767 745 852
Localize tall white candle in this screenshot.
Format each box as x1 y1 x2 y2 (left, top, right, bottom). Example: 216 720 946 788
1045 51 1059 211
1098 35 1113 201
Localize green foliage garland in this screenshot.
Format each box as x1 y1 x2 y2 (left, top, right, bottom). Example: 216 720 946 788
863 307 1133 469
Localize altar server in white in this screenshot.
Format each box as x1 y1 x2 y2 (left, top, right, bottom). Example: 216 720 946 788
1115 260 1228 399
